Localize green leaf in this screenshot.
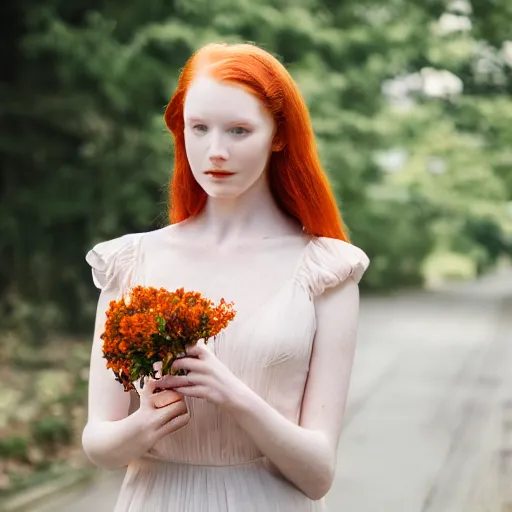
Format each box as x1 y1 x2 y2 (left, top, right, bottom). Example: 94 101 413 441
156 315 166 334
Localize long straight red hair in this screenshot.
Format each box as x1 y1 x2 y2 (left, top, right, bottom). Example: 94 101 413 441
164 43 349 241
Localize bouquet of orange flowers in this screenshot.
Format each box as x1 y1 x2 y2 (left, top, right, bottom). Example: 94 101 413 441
101 285 236 392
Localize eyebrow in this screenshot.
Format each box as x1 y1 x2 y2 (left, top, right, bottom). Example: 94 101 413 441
185 116 256 125
185 116 204 123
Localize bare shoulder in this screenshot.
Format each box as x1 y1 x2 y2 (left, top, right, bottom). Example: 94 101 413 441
144 221 193 243
154 219 201 241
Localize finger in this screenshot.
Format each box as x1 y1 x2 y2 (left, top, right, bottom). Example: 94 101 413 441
153 361 163 379
186 342 208 358
171 357 203 373
173 385 209 399
151 389 183 409
158 374 193 389
143 374 166 394
134 374 156 395
159 411 190 437
154 399 188 428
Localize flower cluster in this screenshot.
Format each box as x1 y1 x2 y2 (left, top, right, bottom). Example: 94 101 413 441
101 286 236 391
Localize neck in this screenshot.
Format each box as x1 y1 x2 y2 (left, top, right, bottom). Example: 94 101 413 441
191 175 302 245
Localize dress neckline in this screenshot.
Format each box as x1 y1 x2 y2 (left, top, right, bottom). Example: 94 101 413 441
134 230 320 333
157 224 312 250
216 240 317 335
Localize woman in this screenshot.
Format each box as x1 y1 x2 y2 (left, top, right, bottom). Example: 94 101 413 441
83 42 370 511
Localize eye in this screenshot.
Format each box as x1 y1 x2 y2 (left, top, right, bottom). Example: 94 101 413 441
192 124 208 133
229 126 250 136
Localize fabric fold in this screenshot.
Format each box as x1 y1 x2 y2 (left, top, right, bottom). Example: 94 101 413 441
296 237 370 297
85 232 144 293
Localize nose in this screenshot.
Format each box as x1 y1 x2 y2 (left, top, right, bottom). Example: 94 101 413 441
207 132 229 167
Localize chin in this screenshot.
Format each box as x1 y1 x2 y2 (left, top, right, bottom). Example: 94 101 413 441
195 174 264 200
203 188 244 200
197 178 248 200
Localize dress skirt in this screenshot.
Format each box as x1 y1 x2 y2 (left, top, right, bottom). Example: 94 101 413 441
113 457 327 512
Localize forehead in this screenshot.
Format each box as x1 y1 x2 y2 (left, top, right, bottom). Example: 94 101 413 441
184 76 270 123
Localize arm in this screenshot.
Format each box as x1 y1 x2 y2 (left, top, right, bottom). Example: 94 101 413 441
81 290 151 469
81 291 189 469
170 279 361 499
227 280 360 499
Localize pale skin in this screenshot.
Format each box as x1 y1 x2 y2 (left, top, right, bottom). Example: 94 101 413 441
82 76 360 500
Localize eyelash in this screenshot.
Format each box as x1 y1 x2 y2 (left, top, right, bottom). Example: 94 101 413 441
192 125 250 136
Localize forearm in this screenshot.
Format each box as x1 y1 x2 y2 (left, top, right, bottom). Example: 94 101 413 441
226 385 335 500
81 409 151 469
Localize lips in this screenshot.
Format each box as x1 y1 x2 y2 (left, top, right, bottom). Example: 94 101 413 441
204 170 235 178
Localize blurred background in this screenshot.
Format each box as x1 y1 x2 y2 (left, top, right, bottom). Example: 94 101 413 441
1 0 512 510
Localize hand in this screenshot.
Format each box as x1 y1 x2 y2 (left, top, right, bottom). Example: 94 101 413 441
158 339 246 409
133 364 190 443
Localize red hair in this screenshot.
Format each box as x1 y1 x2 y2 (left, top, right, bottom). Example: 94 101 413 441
164 42 349 241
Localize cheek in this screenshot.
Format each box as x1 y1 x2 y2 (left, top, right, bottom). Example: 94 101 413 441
235 136 272 172
184 135 205 172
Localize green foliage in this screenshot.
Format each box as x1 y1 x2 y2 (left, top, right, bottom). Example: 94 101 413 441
1 0 511 338
0 436 29 461
32 416 73 447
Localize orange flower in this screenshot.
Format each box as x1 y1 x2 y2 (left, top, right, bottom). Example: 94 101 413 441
101 286 236 391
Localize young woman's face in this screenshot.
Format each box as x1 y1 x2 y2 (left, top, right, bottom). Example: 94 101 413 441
183 76 275 199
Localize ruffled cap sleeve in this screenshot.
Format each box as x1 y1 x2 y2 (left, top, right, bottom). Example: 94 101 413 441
85 233 143 293
297 237 370 297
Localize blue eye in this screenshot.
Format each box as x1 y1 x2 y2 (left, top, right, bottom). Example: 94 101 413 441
230 127 249 135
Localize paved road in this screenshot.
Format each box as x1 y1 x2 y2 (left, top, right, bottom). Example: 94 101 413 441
31 270 512 512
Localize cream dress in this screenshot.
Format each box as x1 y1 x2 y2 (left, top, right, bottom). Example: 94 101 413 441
86 226 370 512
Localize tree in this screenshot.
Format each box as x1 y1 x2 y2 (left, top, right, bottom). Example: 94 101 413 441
1 0 510 338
